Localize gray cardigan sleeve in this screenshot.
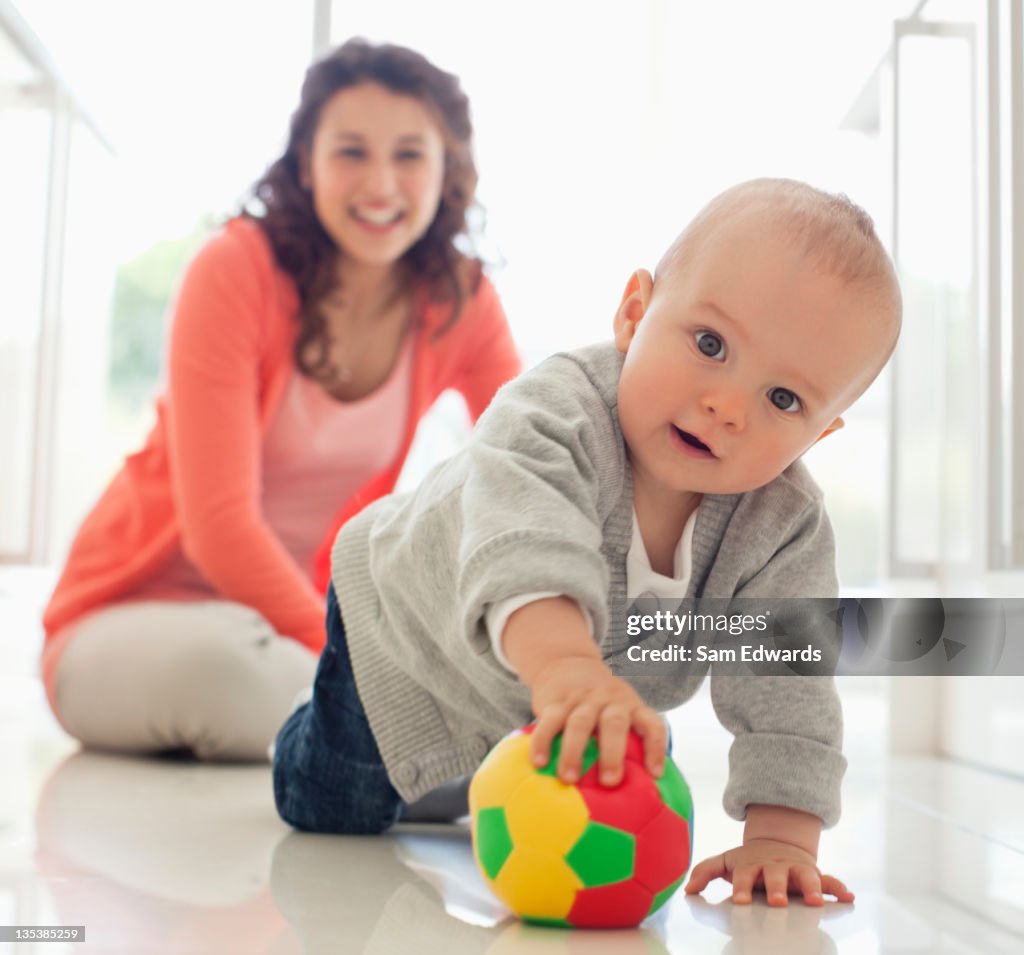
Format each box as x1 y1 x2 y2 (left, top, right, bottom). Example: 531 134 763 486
454 356 624 655
710 494 848 827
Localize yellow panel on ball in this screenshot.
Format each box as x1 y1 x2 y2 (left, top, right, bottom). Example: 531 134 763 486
504 774 588 855
492 847 582 920
469 733 535 812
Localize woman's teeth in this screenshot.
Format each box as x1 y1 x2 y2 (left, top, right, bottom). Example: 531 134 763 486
355 208 402 225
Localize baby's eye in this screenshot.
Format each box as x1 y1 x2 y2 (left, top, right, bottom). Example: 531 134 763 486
695 331 726 361
768 387 802 413
336 147 366 160
396 149 424 162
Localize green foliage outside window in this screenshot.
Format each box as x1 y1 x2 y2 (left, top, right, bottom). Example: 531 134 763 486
107 218 215 411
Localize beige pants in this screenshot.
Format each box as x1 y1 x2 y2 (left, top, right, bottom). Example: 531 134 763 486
51 601 319 761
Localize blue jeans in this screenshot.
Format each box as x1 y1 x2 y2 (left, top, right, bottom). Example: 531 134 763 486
272 584 403 834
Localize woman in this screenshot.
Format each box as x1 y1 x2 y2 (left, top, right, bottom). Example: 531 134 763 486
41 39 521 761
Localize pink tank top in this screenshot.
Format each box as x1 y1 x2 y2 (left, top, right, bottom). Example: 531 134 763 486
133 336 413 600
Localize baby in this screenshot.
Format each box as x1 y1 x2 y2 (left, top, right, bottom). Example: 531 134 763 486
273 178 902 907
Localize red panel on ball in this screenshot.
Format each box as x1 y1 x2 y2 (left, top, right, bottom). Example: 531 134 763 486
567 879 655 929
577 759 664 834
634 805 692 892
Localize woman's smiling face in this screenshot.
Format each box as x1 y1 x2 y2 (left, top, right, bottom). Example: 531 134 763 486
303 82 446 269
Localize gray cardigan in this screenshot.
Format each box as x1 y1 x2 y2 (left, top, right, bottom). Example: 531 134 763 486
332 342 847 825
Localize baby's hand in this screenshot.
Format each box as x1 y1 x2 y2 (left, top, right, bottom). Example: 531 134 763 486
528 656 666 787
684 840 854 907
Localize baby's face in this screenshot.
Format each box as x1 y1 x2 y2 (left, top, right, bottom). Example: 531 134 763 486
615 215 893 500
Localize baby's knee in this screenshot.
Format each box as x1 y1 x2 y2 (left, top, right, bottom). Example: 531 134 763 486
272 767 398 836
271 712 399 835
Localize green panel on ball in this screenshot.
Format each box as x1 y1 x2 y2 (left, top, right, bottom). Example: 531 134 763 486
476 806 514 880
566 822 636 887
536 734 600 779
523 915 572 929
656 760 692 820
648 874 685 916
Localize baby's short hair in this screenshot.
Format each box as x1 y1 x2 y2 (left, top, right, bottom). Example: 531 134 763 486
658 178 902 355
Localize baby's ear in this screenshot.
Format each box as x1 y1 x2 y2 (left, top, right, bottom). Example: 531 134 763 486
613 269 654 352
814 417 845 444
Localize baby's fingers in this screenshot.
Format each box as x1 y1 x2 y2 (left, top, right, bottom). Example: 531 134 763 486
558 704 600 782
596 705 630 785
820 873 855 903
633 709 668 778
530 704 570 769
762 864 791 906
793 865 824 906
684 853 727 896
730 864 761 904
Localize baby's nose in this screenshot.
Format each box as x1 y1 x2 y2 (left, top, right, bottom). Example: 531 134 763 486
700 390 747 430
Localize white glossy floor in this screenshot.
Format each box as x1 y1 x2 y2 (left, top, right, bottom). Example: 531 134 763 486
3 569 1024 954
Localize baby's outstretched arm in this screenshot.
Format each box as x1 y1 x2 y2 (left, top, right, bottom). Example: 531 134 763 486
502 596 667 786
685 804 855 906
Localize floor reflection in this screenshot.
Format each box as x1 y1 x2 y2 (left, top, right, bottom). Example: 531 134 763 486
26 746 1021 954
680 895 843 954
270 829 675 954
33 750 298 954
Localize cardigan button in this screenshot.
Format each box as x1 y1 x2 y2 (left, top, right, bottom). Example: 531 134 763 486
472 735 490 759
395 764 419 786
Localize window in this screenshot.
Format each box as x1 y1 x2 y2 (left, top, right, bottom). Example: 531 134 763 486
886 0 1023 579
2 0 313 563
0 5 114 562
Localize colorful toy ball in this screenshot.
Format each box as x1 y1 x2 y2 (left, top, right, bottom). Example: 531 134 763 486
469 725 693 929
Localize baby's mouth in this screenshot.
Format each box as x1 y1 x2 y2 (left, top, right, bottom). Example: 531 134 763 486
674 426 716 457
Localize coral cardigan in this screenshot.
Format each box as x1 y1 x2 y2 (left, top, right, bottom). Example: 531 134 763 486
42 218 521 654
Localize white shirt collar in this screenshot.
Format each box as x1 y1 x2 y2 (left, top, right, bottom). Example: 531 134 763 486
626 507 698 599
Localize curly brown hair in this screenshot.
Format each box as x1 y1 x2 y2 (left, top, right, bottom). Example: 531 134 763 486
245 38 481 382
